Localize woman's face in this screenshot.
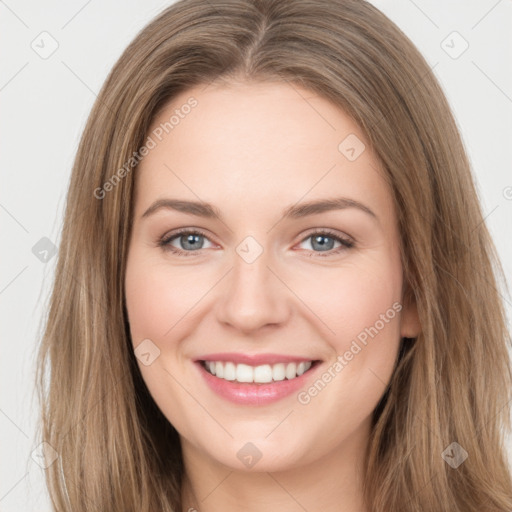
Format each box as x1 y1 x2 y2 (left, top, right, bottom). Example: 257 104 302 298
124 80 420 472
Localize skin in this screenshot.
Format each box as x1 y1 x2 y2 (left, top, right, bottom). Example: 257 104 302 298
124 80 421 512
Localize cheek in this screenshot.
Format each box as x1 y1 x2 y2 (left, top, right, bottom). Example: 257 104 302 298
331 269 401 350
124 254 209 431
125 271 168 344
288 261 403 436
288 250 404 412
290 253 403 351
322 257 403 406
125 255 205 345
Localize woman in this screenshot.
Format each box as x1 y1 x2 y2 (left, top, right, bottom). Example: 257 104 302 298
36 0 512 510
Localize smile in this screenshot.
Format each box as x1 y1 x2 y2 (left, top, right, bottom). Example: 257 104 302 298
195 354 322 405
202 360 313 383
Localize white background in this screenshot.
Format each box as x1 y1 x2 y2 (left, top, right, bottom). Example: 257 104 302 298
1 0 511 509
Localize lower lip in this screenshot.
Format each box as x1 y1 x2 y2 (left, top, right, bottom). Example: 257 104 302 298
195 361 320 405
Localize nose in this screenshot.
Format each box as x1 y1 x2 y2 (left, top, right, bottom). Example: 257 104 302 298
215 245 292 334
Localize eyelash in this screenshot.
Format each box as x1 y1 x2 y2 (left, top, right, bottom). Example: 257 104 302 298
157 228 355 258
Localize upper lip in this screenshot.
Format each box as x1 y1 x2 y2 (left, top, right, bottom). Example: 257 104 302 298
194 353 319 366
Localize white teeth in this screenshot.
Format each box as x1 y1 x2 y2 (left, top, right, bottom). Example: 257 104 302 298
223 361 236 381
285 362 297 379
203 360 314 383
254 364 273 383
236 363 253 383
272 363 286 381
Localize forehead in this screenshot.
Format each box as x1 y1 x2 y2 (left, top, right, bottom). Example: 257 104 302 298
134 81 391 221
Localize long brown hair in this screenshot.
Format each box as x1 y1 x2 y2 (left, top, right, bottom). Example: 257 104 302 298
36 0 512 510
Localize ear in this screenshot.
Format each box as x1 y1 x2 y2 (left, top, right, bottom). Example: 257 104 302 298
400 284 421 338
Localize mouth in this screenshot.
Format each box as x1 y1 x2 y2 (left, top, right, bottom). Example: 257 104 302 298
200 359 317 384
194 354 322 405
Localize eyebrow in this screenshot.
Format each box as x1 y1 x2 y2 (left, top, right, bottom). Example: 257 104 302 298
141 197 378 223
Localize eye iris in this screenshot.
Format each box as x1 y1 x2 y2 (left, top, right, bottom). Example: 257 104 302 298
311 234 334 251
181 233 203 250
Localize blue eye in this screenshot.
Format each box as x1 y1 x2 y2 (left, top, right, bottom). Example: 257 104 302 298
158 228 354 257
159 229 213 256
298 231 354 256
